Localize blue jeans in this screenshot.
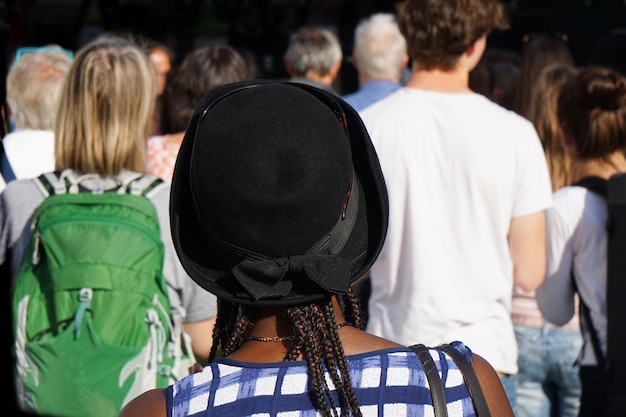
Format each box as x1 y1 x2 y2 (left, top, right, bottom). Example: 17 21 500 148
514 324 583 417
500 372 517 410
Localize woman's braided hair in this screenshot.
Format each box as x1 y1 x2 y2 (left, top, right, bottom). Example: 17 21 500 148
208 288 365 417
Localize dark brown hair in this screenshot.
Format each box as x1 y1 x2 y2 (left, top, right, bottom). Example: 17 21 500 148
396 0 508 70
162 44 251 133
209 290 365 417
557 66 626 161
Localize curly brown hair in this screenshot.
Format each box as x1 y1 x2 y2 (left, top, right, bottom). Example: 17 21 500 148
396 0 508 70
208 289 365 417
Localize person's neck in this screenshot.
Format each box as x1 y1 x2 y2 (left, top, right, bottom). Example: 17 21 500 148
165 131 185 146
572 151 626 182
302 70 334 88
359 75 401 86
246 307 296 340
404 67 472 93
247 299 348 339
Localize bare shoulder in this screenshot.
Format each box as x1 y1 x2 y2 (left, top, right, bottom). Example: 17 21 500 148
118 388 168 417
471 353 515 417
340 328 404 356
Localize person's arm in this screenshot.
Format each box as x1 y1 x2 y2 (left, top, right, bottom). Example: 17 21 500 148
472 353 515 417
508 210 546 291
118 388 167 417
184 316 216 363
535 204 577 325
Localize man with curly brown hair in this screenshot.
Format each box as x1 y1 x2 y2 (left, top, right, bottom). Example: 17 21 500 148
360 0 553 407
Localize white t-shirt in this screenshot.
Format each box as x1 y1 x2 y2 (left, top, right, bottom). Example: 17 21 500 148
361 88 553 374
0 129 55 192
536 185 607 366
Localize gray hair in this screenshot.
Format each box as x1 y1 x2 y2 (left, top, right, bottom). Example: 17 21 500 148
284 26 343 77
353 13 407 81
7 47 72 130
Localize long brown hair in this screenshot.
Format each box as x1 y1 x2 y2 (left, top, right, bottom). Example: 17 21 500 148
514 34 574 119
527 63 578 190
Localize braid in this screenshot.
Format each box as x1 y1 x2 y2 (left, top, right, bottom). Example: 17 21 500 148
287 303 337 416
208 299 251 361
208 299 232 362
343 288 365 330
211 289 365 417
285 296 363 417
321 302 360 417
221 312 252 356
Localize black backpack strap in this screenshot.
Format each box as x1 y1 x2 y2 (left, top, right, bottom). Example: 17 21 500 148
410 344 448 417
0 141 16 183
574 176 608 198
577 281 607 372
572 176 608 371
438 343 492 417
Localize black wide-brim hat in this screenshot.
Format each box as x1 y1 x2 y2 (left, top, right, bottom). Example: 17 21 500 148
170 80 388 307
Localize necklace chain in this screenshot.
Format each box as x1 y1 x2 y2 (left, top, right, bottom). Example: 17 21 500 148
244 334 297 342
244 322 352 343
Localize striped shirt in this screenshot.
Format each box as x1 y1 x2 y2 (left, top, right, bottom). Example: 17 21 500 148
167 341 478 416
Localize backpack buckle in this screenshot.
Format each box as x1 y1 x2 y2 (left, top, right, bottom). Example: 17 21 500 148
78 288 93 303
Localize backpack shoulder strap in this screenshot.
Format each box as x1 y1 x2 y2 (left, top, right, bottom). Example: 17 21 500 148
571 176 608 371
36 170 165 198
118 173 166 198
0 141 16 183
574 176 608 198
35 171 69 197
35 169 93 196
410 344 448 417
438 343 492 417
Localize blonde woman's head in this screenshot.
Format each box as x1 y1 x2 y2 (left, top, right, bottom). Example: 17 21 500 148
55 34 157 175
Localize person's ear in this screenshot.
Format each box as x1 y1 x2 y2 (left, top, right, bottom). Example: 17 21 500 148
399 53 410 78
401 53 409 70
329 59 342 81
466 36 486 72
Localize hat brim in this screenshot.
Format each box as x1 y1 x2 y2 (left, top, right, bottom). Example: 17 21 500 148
169 80 388 306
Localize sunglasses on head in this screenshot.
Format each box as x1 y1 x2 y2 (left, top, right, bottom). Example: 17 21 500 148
13 46 74 64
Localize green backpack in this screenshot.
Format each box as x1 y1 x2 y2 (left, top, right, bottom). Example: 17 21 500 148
12 169 192 417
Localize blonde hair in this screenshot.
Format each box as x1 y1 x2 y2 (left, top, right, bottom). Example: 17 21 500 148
6 47 71 130
55 35 156 175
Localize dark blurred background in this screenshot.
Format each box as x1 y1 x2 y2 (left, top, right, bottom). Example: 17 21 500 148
1 0 625 124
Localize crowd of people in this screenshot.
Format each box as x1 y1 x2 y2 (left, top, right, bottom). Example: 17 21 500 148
2 0 626 416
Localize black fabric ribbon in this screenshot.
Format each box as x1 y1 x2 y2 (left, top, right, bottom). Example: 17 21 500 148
231 254 352 301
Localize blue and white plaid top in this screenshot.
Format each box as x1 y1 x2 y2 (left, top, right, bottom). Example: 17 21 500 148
167 341 477 416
